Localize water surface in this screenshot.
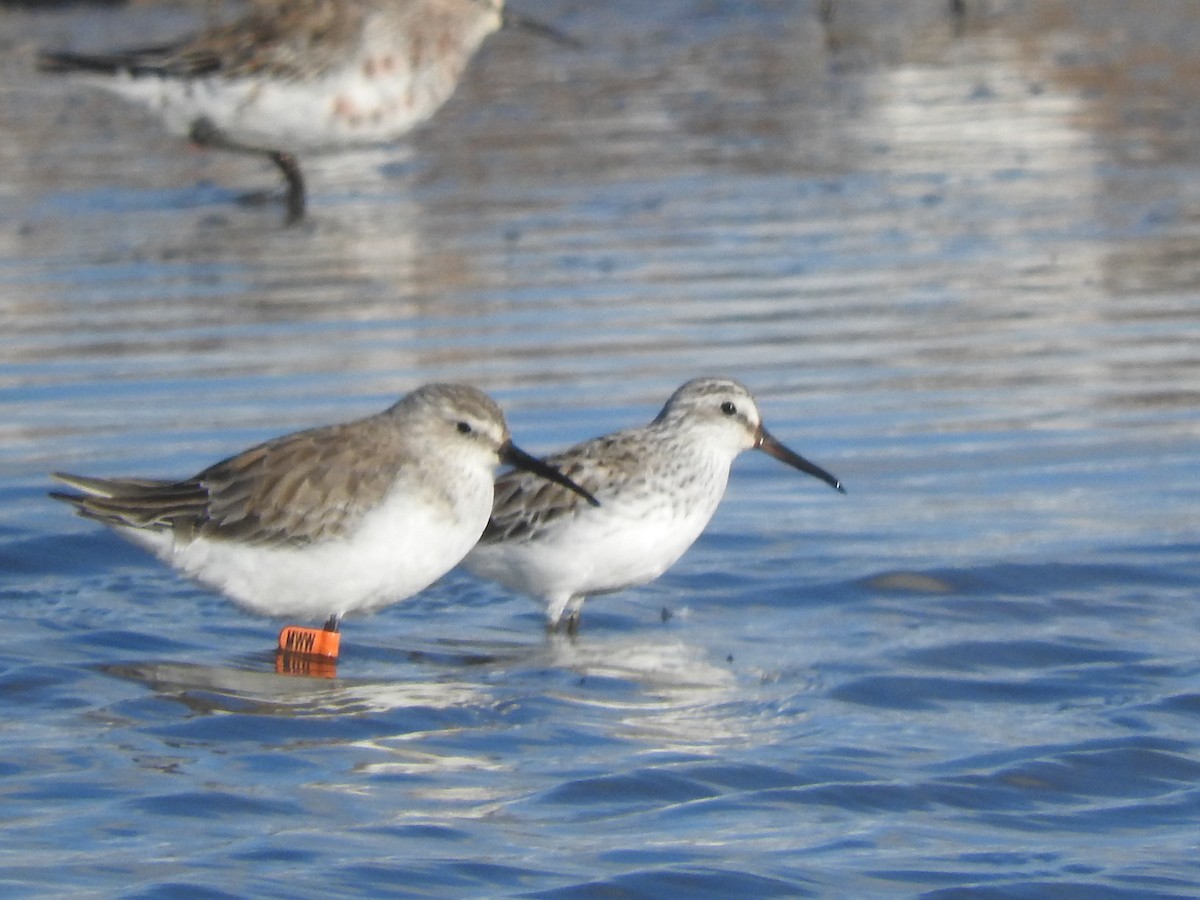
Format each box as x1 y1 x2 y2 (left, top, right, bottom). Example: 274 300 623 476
1 0 1199 895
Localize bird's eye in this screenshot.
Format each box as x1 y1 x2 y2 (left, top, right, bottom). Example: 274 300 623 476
720 401 737 416
456 421 473 435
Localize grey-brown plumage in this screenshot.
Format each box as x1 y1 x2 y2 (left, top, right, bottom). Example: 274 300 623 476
36 0 573 223
466 377 844 632
41 0 398 83
53 408 431 548
51 383 596 623
483 432 647 544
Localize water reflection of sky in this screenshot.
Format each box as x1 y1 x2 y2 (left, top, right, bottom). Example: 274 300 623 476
0 0 1195 614
0 2 1199 893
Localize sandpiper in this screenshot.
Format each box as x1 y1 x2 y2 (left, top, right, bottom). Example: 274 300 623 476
51 384 597 659
37 0 574 224
465 377 844 633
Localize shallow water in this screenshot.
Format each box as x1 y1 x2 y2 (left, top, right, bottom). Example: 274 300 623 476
2 0 1199 895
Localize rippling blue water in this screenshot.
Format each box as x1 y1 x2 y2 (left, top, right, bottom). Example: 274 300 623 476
2 0 1200 895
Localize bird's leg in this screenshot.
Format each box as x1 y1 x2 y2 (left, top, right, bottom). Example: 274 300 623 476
323 614 341 633
563 595 587 637
546 594 585 638
564 610 581 637
544 613 581 642
267 149 306 225
188 116 306 226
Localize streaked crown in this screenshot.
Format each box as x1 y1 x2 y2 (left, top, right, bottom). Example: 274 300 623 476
652 376 763 448
386 383 510 453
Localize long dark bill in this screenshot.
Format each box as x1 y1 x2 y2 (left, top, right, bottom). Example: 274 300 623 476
756 427 846 494
502 10 584 49
501 442 600 507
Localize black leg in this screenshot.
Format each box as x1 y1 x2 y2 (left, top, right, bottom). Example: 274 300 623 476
268 150 306 225
188 117 307 226
323 615 340 633
564 611 580 637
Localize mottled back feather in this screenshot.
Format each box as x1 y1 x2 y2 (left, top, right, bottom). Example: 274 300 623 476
480 378 765 545
53 413 404 547
52 383 515 549
37 0 498 82
189 415 402 544
482 432 648 543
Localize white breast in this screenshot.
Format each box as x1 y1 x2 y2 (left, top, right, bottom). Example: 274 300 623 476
122 469 494 620
466 451 733 603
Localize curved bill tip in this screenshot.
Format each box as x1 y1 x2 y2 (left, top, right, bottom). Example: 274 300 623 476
756 427 845 494
501 442 601 507
502 10 584 49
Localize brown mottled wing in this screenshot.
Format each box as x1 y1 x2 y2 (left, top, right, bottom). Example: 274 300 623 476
38 0 369 81
53 419 401 547
50 473 211 531
191 419 399 545
481 433 642 544
37 41 214 77
170 0 372 80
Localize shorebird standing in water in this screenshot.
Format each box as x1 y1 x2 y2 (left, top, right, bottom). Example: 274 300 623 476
465 377 845 634
38 0 574 224
50 384 597 660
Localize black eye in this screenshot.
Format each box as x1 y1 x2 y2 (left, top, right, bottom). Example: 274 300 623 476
720 401 737 416
456 421 473 435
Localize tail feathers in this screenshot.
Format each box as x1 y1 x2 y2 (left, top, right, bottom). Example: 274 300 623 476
37 43 214 79
38 50 129 76
51 472 175 497
50 472 208 532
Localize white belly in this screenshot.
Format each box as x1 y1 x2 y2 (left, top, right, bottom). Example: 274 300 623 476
466 491 725 605
125 479 492 621
94 60 464 152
